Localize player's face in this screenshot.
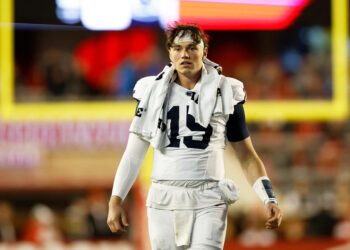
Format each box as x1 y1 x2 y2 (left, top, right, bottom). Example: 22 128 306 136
169 42 207 78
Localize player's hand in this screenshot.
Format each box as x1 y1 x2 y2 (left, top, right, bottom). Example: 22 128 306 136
265 203 282 229
107 196 129 233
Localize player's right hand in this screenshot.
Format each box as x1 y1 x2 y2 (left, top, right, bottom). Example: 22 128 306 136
107 196 129 233
265 203 282 229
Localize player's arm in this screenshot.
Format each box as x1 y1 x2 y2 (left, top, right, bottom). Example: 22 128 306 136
230 137 281 229
227 104 282 229
107 133 150 233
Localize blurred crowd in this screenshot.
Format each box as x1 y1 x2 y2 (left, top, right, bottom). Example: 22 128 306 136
0 190 133 249
225 120 350 247
15 29 165 102
14 27 334 102
0 120 350 248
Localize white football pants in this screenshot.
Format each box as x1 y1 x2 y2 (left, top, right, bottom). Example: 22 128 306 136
147 204 228 250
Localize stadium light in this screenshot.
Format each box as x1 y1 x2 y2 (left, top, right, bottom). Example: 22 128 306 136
55 0 310 30
80 0 132 30
56 0 81 24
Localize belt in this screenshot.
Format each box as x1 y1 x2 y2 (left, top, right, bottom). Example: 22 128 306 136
153 180 219 190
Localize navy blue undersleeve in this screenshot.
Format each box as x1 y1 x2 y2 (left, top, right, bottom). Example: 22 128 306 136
226 103 250 142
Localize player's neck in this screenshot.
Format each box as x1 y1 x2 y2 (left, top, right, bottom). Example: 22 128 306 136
177 70 202 90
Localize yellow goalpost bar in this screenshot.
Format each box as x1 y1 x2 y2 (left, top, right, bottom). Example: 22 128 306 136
0 0 348 122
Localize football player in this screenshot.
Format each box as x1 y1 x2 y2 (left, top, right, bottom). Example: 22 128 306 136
107 24 282 250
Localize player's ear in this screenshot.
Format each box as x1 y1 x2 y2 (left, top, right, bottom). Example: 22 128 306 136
168 47 174 63
203 47 208 60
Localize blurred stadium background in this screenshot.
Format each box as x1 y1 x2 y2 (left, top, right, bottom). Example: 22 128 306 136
0 0 349 249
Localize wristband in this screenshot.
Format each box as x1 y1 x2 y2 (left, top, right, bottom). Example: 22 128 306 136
266 200 279 206
253 176 278 205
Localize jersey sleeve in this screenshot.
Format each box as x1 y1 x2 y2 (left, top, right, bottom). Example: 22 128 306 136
231 78 247 105
226 103 250 142
132 76 156 101
111 133 150 199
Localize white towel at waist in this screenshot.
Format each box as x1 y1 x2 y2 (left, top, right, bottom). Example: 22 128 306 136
146 181 224 210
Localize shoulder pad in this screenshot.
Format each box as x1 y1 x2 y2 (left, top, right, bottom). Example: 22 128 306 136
226 77 246 104
132 76 156 101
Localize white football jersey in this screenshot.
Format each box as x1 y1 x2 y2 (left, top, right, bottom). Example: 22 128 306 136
133 75 246 181
151 81 229 181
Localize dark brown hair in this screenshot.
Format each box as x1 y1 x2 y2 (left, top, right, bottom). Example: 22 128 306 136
165 23 209 50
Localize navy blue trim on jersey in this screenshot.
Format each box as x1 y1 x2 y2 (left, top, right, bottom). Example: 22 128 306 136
134 99 142 117
226 103 249 142
155 72 165 80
